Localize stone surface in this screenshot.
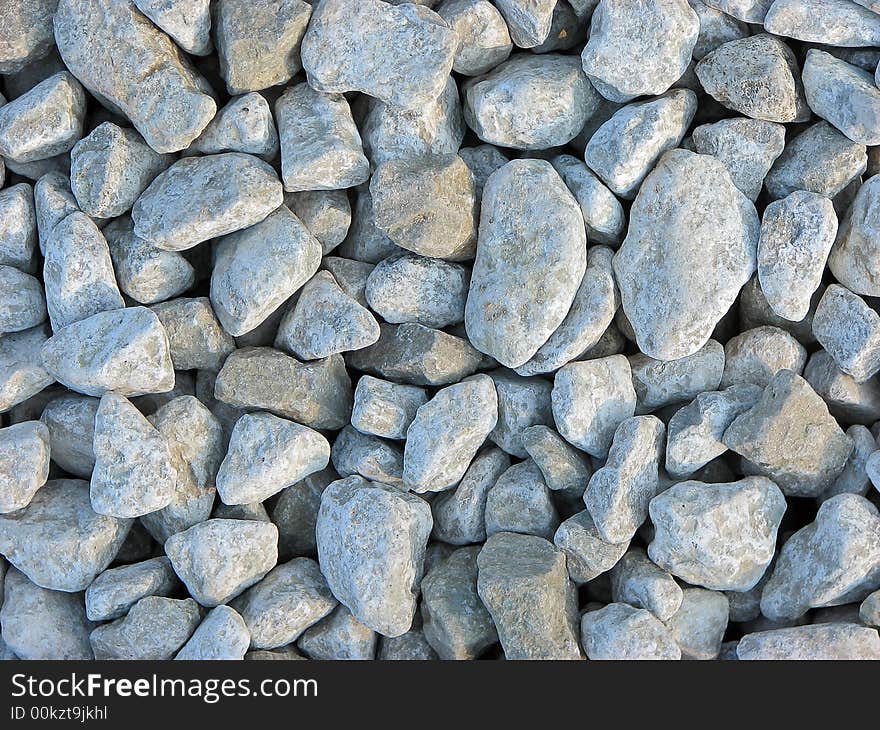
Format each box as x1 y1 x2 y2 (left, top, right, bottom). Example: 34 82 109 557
721 327 806 389
664 587 729 660
0 183 38 273
763 0 880 47
611 547 683 621
0 266 46 334
85 557 178 622
813 285 880 383
581 603 681 660
351 376 427 441
550 156 625 246
133 0 212 56
737 623 880 660
553 510 628 585
190 93 279 158
485 461 559 540
437 0 512 75
175 605 250 660
0 326 54 413
829 175 880 297
521 425 591 494
0 420 50 514
0 0 59 74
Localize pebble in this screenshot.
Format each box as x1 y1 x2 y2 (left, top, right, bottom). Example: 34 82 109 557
151 298 235 373
664 587 729 660
0 326 54 413
492 0 555 48
271 468 335 560
721 326 806 388
550 156 625 246
813 285 880 382
581 603 681 660
829 174 880 296
630 340 725 412
0 183 38 273
190 93 279 159
0 265 46 333
0 420 50 513
133 0 212 56
486 370 552 458
298 605 377 660
764 0 880 47
703 0 772 22
85 557 179 622
485 460 559 539
175 605 250 661
437 0 512 76
737 623 880 660
610 547 684 621
521 425 591 493
330 425 404 488
287 191 351 256
351 376 427 441
0 0 58 74
553 510 628 585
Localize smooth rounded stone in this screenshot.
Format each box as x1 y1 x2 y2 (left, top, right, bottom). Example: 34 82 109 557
0 0 57 74
861 590 880 627
214 347 352 430
521 426 591 494
581 0 698 102
403 375 498 494
0 326 54 413
485 461 559 540
630 340 725 414
132 0 212 56
190 93 278 158
550 156 624 246
214 0 311 95
90 393 176 518
360 77 464 168
275 271 379 360
85 557 178 622
436 0 512 75
487 370 552 458
581 603 681 660
0 266 45 334
464 54 598 151
694 34 807 123
298 604 377 660
287 191 351 256
691 118 785 202
664 587 729 660
823 425 877 499
151 298 234 373
0 183 37 273
476 532 580 659
757 191 838 322
552 356 636 459
102 217 194 306
760 494 880 620
458 145 509 196
420 546 498 660
0 72 85 164
37 394 94 478
211 208 321 337
813 285 880 382
722 370 854 497
351 376 427 441
90 595 200 660
301 0 456 109
721 327 806 390
276 83 368 193
371 154 477 262
614 150 758 360
585 90 697 200
764 121 867 201
764 0 880 46
583 416 665 544
132 153 283 252
175 605 249 661
431 448 511 545
365 253 469 330
466 160 586 367
165 518 278 607
271 468 335 560
140 396 223 543
1 568 93 660
648 476 785 593
829 175 880 297
739 622 880 659
665 385 763 478
69 123 171 219
803 50 880 146
40 306 174 398
0 421 49 513
215 412 329 507
230 558 337 650
54 0 215 154
0 479 130 592
316 476 433 637
330 426 403 488
688 0 750 59
611 547 684 622
43 212 124 331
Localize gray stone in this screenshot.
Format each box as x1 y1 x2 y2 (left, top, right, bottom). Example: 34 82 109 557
466 159 586 367
165 518 278 607
813 285 880 382
287 190 351 255
0 266 45 334
477 531 581 659
703 0 771 21
550 155 625 246
0 0 58 74
336 185 399 264
630 340 725 412
464 54 599 150
215 0 311 95
0 479 130 592
190 93 278 158
0 326 54 413
317 257 372 306
829 175 880 297
649 476 786 591
54 0 216 153
860 590 880 627
723 370 854 497
301 0 456 109
581 603 681 660
151 298 235 373
330 425 404 488
764 0 880 46
485 461 559 539
613 149 759 360
437 0 512 75
689 0 750 59
0 183 37 273
297 605 377 660
276 82 369 193
132 153 283 252
487 370 552 458
377 620 438 660
316 476 433 637
38 393 96 477
664 587 729 660
611 547 684 621
491 0 555 47
824 425 877 499
133 0 212 56
0 421 49 514
175 605 250 660
351 376 427 441
553 510 628 585
721 327 806 389
271 468 335 560
585 90 697 199
458 145 509 196
85 557 178 622
231 558 337 649
403 375 498 493
521 425 591 494
757 191 838 322
737 623 880 659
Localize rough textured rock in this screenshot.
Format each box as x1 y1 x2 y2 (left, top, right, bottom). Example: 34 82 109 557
133 0 212 56
0 0 59 74
485 460 559 539
0 183 38 273
763 0 880 47
487 370 552 458
190 93 278 158
721 327 806 388
829 175 880 297
297 605 377 660
437 0 512 75
85 557 178 622
553 510 628 585
0 326 54 413
521 425 591 494
175 605 250 660
813 285 880 383
550 156 625 246
151 298 235 373
630 340 725 412
737 623 880 660
581 603 681 660
611 547 683 621
351 376 427 441
0 420 50 514
664 587 729 660
0 266 46 334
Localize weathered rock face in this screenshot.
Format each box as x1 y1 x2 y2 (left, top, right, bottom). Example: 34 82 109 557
0 0 59 74
829 175 880 297
465 160 587 368
612 149 760 361
54 0 217 153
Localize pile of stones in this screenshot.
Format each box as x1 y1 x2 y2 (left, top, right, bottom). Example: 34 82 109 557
0 0 879 661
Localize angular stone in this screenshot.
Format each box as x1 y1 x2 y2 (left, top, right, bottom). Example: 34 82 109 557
0 266 45 334
133 0 212 56
0 326 53 413
550 155 625 246
738 623 880 659
458 144 509 197
0 0 58 74
190 93 278 158
276 83 369 193
54 0 216 153
175 605 250 660
648 476 787 591
611 547 683 621
297 605 377 660
764 0 880 47
0 183 37 273
351 376 427 441
829 175 880 297
85 557 178 622
287 191 351 255
165 518 278 607
664 587 729 660
132 153 283 252
491 0 555 47
330 426 403 488
270 468 334 560
316 476 432 637
861 590 880 627
813 285 880 382
689 0 750 60
613 150 759 360
0 420 49 514
38 393 96 477
151 298 234 373
721 326 806 389
582 602 680 660
485 461 558 540
486 370 552 458
553 510 627 585
824 424 877 499
438 0 512 75
703 0 771 21
521 425 591 494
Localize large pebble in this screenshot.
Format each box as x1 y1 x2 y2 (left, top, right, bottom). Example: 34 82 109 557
764 0 880 47
829 175 880 296
737 623 880 660
581 603 681 660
